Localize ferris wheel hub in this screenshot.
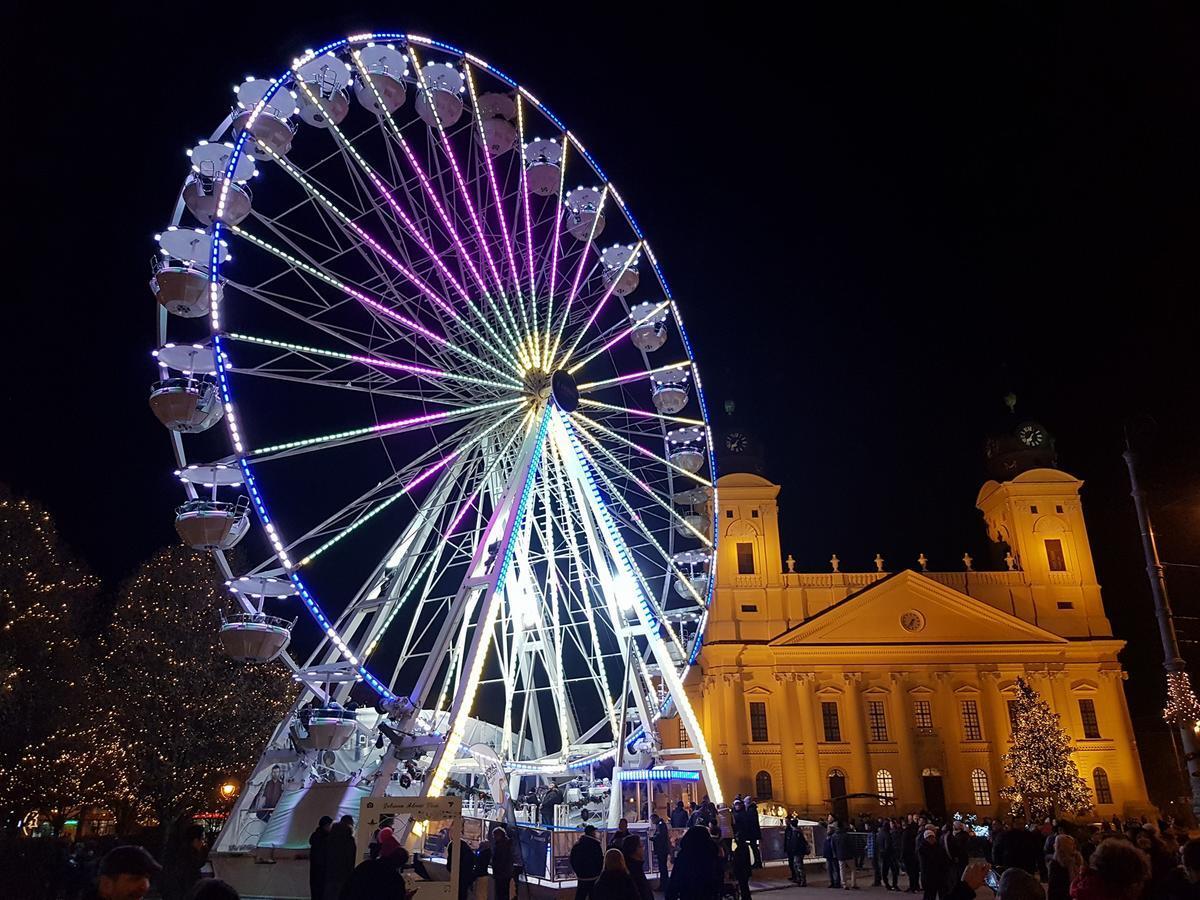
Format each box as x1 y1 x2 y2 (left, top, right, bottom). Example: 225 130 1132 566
522 368 579 412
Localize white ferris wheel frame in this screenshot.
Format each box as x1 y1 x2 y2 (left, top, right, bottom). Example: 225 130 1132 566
155 30 724 805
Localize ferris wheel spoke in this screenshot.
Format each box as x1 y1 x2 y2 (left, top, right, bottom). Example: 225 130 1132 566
566 434 695 641
244 396 522 464
224 331 515 394
463 66 528 333
576 361 691 395
570 422 712 551
351 50 527 359
544 447 621 736
547 185 609 367
407 46 526 350
225 278 476 388
513 96 541 366
577 397 704 427
570 410 711 490
230 225 521 384
251 139 518 371
556 241 643 371
566 300 670 376
292 407 521 567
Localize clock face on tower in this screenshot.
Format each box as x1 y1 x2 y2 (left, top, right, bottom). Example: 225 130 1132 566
725 432 748 453
1017 422 1047 448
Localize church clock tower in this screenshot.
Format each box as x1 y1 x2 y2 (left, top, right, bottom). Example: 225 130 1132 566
976 404 1112 638
715 400 767 476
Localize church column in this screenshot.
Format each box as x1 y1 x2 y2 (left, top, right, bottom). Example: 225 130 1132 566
796 673 824 818
722 672 749 796
980 670 1011 811
1047 667 1073 735
889 672 922 812
842 672 872 809
773 672 801 806
1103 669 1151 809
932 671 959 804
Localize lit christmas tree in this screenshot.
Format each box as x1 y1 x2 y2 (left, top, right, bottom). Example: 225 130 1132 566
1000 676 1092 819
90 546 294 840
0 485 99 826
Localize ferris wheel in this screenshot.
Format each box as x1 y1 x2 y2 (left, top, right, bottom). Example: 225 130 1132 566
149 31 722 834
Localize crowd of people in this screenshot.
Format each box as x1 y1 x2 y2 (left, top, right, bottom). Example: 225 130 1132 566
12 801 1200 900
811 812 1199 900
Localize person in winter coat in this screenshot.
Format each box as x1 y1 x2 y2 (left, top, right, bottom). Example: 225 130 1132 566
308 816 332 900
880 820 901 891
1047 834 1083 900
592 848 638 900
540 784 564 827
825 825 844 889
786 818 809 885
324 816 357 900
918 828 950 900
670 801 689 829
490 827 515 900
834 824 860 890
570 825 605 900
1070 839 1151 900
945 823 971 883
666 826 722 900
903 818 922 893
610 819 631 852
622 834 654 900
649 814 670 888
746 800 763 868
732 840 754 900
340 832 408 900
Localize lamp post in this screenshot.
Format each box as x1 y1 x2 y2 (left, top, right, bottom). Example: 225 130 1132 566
1122 445 1200 819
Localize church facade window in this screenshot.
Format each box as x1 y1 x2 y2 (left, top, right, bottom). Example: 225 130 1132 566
755 770 773 799
736 542 755 574
971 769 991 806
960 699 983 741
913 699 933 732
822 701 842 742
1093 767 1113 804
1045 538 1067 571
1079 699 1100 739
749 701 769 742
876 769 895 804
868 700 888 741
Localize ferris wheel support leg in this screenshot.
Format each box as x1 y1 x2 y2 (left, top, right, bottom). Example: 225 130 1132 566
557 413 724 806
409 407 552 798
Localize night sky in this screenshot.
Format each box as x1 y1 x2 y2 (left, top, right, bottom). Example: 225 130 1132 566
6 4 1198 726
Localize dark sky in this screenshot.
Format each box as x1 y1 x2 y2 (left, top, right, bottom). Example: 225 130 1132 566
6 3 1198 723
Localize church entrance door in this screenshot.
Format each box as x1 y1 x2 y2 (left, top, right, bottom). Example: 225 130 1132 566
922 775 946 819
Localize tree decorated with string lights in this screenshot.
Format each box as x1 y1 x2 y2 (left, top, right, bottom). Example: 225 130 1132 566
91 546 294 839
0 485 100 825
1000 677 1092 819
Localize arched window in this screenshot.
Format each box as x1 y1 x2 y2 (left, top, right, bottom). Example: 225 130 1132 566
1093 767 1113 805
970 769 991 806
755 770 773 799
875 769 895 805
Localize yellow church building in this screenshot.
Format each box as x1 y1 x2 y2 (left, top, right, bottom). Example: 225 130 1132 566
674 455 1154 821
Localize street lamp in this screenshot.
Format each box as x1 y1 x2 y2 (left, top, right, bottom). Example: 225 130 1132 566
220 781 238 799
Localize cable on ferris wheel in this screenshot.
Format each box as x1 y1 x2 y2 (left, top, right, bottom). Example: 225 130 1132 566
146 31 724 854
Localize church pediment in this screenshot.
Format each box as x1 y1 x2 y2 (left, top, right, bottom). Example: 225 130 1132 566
769 570 1068 647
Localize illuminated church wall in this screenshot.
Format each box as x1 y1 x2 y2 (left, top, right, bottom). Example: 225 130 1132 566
676 469 1153 819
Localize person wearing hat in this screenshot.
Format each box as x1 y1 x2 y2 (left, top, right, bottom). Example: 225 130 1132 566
87 845 162 900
